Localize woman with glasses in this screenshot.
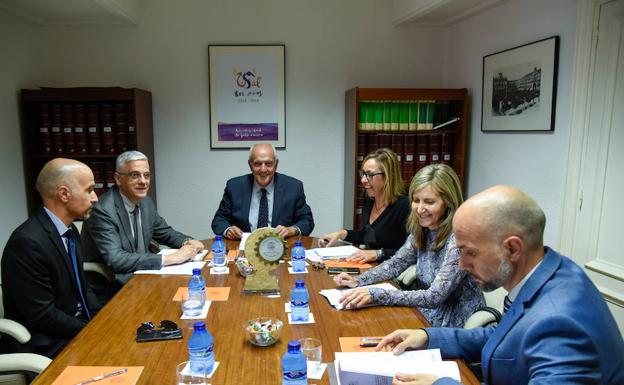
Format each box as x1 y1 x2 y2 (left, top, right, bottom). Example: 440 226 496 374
320 148 410 263
333 163 485 328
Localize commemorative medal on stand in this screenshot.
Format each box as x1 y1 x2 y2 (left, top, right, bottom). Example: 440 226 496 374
243 227 287 294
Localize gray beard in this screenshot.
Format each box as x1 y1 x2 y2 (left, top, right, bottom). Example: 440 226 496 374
482 256 513 292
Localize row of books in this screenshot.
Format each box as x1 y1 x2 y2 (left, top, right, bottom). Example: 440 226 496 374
36 103 136 155
89 161 117 196
358 100 455 131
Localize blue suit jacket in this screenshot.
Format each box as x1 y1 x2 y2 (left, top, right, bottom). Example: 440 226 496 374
426 247 624 385
211 173 314 236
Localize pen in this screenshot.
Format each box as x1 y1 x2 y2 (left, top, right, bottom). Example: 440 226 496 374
74 368 128 385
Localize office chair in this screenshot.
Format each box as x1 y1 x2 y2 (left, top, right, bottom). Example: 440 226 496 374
0 287 51 385
464 287 507 329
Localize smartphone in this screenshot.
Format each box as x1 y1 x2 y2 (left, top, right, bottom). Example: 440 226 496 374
327 267 360 275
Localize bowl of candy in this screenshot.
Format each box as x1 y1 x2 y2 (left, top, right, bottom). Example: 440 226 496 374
244 317 283 346
235 256 255 277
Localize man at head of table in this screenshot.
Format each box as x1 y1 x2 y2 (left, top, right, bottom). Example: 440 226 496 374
375 185 624 385
211 143 314 239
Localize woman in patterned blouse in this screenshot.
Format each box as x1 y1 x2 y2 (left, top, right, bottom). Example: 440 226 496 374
333 164 485 327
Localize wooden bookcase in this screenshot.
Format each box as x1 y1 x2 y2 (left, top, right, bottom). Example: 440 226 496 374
19 87 155 214
344 87 470 228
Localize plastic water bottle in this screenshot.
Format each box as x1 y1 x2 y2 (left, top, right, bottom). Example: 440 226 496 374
291 240 306 273
290 280 309 322
212 235 227 273
183 268 205 316
188 321 214 375
281 340 307 385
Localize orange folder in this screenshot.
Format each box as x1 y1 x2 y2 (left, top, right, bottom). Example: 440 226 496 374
206 249 237 261
339 336 388 352
323 261 372 269
50 366 143 385
173 286 230 301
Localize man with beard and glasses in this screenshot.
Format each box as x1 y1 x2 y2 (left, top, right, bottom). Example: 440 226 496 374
1 158 100 358
374 185 624 385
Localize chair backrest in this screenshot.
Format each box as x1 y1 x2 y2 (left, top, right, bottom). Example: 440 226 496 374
483 287 508 313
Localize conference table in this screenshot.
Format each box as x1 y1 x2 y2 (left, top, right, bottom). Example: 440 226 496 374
32 237 479 385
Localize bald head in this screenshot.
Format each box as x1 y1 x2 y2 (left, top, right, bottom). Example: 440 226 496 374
36 158 90 199
456 185 545 252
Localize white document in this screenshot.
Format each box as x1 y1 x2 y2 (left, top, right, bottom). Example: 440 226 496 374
334 350 460 385
305 249 321 262
311 245 361 260
158 248 208 262
319 283 398 310
238 232 251 250
134 261 206 275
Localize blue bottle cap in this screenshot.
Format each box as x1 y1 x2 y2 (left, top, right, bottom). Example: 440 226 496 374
192 268 202 275
193 321 206 331
295 279 305 288
214 235 222 242
287 340 301 352
294 240 302 247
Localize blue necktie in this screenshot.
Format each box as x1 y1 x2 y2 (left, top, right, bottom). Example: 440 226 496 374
503 295 512 314
64 229 91 320
257 188 269 228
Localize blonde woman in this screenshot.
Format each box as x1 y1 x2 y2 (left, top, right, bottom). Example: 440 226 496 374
320 148 409 263
333 163 485 328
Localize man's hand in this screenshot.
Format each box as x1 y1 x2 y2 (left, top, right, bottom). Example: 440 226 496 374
319 230 348 247
275 225 297 238
392 373 439 385
225 226 243 240
163 244 196 266
333 272 358 288
339 287 372 309
346 249 377 263
185 239 205 253
375 329 429 355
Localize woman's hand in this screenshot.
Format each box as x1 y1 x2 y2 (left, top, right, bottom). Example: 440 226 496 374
346 249 377 263
333 272 358 288
392 373 439 385
318 230 348 247
339 287 372 309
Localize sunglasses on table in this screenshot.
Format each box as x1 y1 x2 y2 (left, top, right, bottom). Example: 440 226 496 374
136 320 182 342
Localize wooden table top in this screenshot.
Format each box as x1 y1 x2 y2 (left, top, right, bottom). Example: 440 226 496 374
33 237 479 385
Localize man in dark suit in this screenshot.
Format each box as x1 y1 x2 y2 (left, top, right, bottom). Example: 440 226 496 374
211 143 314 239
375 185 624 385
1 158 100 358
81 151 204 288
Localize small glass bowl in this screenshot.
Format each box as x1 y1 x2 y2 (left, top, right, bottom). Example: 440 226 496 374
243 317 283 346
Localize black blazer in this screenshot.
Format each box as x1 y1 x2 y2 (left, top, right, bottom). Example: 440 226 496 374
211 173 314 236
1 207 93 357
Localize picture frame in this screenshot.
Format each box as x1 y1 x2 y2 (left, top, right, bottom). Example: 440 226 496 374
481 36 559 132
208 44 286 148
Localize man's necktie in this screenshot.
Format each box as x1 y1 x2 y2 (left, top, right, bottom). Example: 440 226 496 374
503 295 512 314
132 206 140 249
63 228 91 320
257 188 269 228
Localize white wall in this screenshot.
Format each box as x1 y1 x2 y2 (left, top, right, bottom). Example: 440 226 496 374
35 0 447 239
445 0 577 247
0 10 43 251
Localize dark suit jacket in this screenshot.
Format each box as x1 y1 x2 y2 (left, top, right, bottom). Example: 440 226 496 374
211 173 314 236
426 248 624 385
1 207 94 357
81 186 189 284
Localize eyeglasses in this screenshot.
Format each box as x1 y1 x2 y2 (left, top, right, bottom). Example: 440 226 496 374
358 170 385 180
136 320 182 342
118 171 152 180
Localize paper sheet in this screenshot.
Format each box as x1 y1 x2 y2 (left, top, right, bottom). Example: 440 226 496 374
134 261 206 276
239 232 251 250
319 283 398 310
158 248 208 262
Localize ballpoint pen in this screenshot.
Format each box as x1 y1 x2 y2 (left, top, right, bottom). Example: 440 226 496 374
73 368 128 385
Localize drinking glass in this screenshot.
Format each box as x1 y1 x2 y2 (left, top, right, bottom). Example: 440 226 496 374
181 292 203 317
176 361 207 385
299 338 322 370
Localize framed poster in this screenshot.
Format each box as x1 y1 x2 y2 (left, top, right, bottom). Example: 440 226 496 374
209 44 286 148
481 36 559 132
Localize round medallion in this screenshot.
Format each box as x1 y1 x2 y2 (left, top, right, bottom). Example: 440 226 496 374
259 236 285 261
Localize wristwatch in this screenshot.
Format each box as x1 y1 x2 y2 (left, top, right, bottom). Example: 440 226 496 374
376 249 384 260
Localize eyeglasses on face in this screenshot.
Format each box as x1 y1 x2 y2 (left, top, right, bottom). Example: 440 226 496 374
136 319 179 335
358 170 385 180
118 171 152 180
251 161 275 168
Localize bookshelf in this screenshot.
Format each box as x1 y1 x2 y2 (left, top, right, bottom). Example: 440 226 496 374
344 87 470 228
19 87 155 214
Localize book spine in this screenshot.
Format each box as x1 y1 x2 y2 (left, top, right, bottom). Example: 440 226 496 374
390 102 400 131
391 134 404 163
101 104 115 154
383 101 392 131
373 101 383 131
358 102 367 131
429 134 441 164
38 104 51 154
441 133 453 165
402 134 416 184
114 103 128 153
127 103 137 150
51 104 63 154
74 104 88 154
417 101 427 131
378 133 392 150
367 133 381 154
87 104 102 154
62 104 75 154
104 161 116 190
408 101 418 131
399 101 409 131
426 100 436 130
91 161 107 196
357 133 367 169
415 135 429 172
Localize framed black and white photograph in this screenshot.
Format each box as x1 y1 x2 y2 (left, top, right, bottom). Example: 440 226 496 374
209 44 286 148
481 36 559 132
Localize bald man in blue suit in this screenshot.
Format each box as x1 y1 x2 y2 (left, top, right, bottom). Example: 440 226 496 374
376 186 624 385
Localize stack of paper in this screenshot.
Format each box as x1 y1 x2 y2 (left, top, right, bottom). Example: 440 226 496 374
134 261 206 275
158 248 208 262
319 283 398 310
306 245 361 262
335 350 460 385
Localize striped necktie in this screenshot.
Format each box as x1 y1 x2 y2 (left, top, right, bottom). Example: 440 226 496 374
503 295 512 314
63 228 91 320
257 188 269 228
